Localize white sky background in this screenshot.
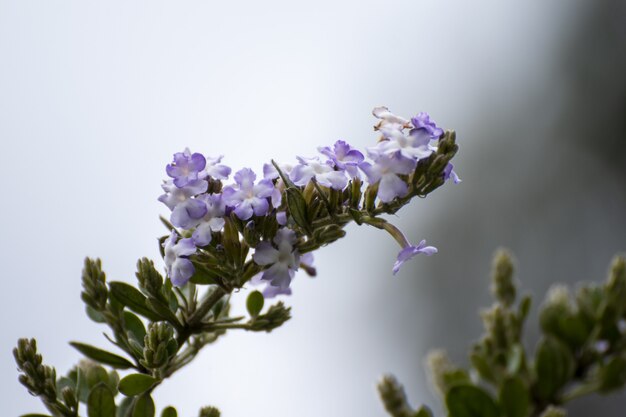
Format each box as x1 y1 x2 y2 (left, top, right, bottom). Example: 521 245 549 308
0 1 587 416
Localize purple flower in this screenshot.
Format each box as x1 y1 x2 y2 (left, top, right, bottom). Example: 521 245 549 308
249 273 293 298
158 180 208 229
263 162 294 180
199 155 231 180
166 148 207 188
290 156 348 190
411 112 443 138
392 240 438 275
252 228 300 290
372 106 409 129
191 194 226 246
360 152 416 203
163 230 197 286
443 162 461 184
318 140 364 178
222 168 274 220
276 211 287 226
370 125 435 161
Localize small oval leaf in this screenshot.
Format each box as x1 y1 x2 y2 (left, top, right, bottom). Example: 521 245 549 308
246 291 264 317
109 282 161 321
88 383 117 417
499 376 530 417
446 385 499 417
132 394 156 417
70 342 135 369
119 374 158 396
161 407 178 417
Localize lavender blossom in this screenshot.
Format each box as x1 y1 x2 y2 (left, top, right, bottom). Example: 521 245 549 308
392 240 438 275
158 180 208 229
372 106 410 129
443 162 462 184
199 155 231 180
163 230 197 286
318 140 364 178
411 112 443 138
191 194 226 246
370 125 435 161
252 228 300 290
360 152 416 203
166 148 207 188
222 168 274 220
290 157 348 190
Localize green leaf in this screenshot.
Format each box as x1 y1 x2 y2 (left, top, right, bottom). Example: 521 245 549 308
124 311 147 345
132 394 156 417
470 352 496 383
70 342 135 369
285 187 310 233
118 374 158 396
145 298 181 327
534 336 575 400
246 291 264 317
414 405 434 417
87 383 117 417
161 407 178 417
109 281 161 321
446 385 499 417
499 376 530 417
518 295 532 322
117 397 134 417
599 355 626 392
189 263 219 285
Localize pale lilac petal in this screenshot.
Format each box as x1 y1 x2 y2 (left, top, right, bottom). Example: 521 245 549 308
317 170 348 190
276 211 287 225
263 263 293 289
378 174 408 203
234 168 256 188
290 164 314 186
254 179 275 198
359 162 381 184
392 240 438 275
170 258 195 286
234 200 254 220
262 284 292 298
253 242 279 265
192 223 213 246
251 197 270 217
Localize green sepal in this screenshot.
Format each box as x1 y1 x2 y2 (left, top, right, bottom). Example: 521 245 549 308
534 336 575 400
246 291 264 318
285 187 310 234
499 376 530 417
109 282 161 321
70 342 135 370
87 383 117 417
118 374 158 397
161 407 178 417
132 394 156 417
446 384 499 417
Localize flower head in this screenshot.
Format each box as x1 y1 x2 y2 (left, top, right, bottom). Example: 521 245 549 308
191 193 226 246
318 140 364 178
163 231 197 286
158 180 208 229
252 228 300 290
360 152 416 203
290 156 348 190
392 240 437 275
166 148 207 188
411 112 443 138
199 155 232 180
222 168 274 220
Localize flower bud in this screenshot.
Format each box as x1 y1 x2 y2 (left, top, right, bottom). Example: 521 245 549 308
491 249 516 307
81 258 108 311
377 375 414 417
199 406 221 417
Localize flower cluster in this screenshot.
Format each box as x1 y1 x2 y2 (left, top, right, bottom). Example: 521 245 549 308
158 107 459 296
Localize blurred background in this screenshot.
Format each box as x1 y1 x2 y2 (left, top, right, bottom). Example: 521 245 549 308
1 0 625 416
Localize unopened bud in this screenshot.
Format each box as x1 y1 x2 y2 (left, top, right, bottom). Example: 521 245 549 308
491 249 516 306
377 375 414 417
199 406 221 417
